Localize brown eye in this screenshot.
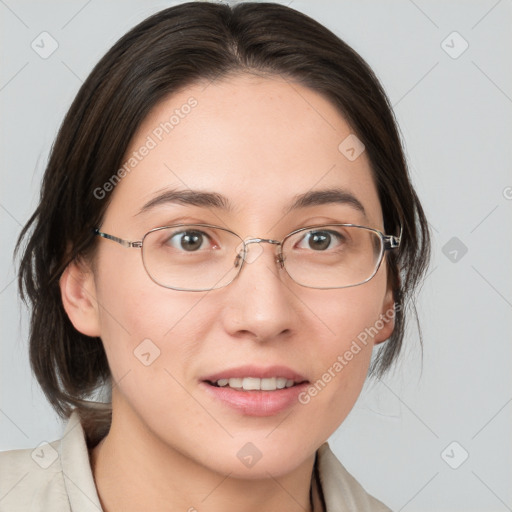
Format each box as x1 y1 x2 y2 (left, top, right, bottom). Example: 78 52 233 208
166 230 209 251
296 230 344 251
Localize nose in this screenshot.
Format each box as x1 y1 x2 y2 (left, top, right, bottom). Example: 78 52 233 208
221 240 297 342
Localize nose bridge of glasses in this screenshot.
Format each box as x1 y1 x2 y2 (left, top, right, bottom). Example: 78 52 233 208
244 237 281 246
236 237 283 266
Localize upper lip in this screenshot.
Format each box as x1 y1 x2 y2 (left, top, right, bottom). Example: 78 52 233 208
202 365 309 383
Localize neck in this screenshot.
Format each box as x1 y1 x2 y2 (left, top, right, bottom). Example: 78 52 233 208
90 397 316 512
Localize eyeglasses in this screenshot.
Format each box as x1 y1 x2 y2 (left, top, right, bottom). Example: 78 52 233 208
94 223 401 292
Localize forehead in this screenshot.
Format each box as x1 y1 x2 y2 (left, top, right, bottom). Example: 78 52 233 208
105 73 383 230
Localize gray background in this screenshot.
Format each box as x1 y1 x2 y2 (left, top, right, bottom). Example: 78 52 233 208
1 0 511 510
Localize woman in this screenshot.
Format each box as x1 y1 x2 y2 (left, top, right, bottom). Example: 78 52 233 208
1 2 430 511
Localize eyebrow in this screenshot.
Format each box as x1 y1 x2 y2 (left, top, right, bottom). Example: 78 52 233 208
136 189 232 216
135 187 367 218
285 188 367 218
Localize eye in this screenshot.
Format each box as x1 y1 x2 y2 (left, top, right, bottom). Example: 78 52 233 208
296 229 345 251
166 230 213 252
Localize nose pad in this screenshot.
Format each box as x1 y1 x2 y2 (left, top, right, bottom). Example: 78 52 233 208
234 251 243 268
235 240 265 264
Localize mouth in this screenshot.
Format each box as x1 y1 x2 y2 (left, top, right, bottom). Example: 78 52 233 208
200 366 310 416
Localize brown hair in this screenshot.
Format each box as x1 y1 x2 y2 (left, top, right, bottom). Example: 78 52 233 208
15 1 430 446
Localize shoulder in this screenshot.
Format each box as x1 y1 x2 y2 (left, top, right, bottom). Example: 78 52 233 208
316 442 392 512
0 440 69 512
0 411 102 512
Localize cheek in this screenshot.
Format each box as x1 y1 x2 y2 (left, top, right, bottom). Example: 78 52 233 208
297 274 388 436
93 251 216 380
94 279 220 435
310 269 389 351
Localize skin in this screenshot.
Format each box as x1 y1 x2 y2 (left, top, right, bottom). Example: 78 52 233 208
60 73 395 512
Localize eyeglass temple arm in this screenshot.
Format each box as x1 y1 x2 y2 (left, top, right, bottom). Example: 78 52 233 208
94 229 142 248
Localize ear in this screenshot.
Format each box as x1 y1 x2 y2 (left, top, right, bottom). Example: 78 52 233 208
373 285 396 345
59 257 101 337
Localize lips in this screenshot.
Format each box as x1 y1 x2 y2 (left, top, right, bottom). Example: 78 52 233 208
201 365 310 416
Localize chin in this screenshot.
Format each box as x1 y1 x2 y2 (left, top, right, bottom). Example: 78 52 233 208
193 434 319 480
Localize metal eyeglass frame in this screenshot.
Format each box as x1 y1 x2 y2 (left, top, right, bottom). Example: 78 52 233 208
94 223 402 291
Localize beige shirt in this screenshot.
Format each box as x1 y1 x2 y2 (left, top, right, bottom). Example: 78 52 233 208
0 411 391 511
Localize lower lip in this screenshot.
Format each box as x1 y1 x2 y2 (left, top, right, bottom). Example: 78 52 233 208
200 381 309 417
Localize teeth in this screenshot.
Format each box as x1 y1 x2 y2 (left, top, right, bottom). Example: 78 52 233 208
228 378 243 389
245 377 262 390
261 377 276 390
213 377 301 391
276 377 287 389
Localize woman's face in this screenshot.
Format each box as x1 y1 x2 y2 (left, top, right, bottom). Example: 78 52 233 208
78 73 394 478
